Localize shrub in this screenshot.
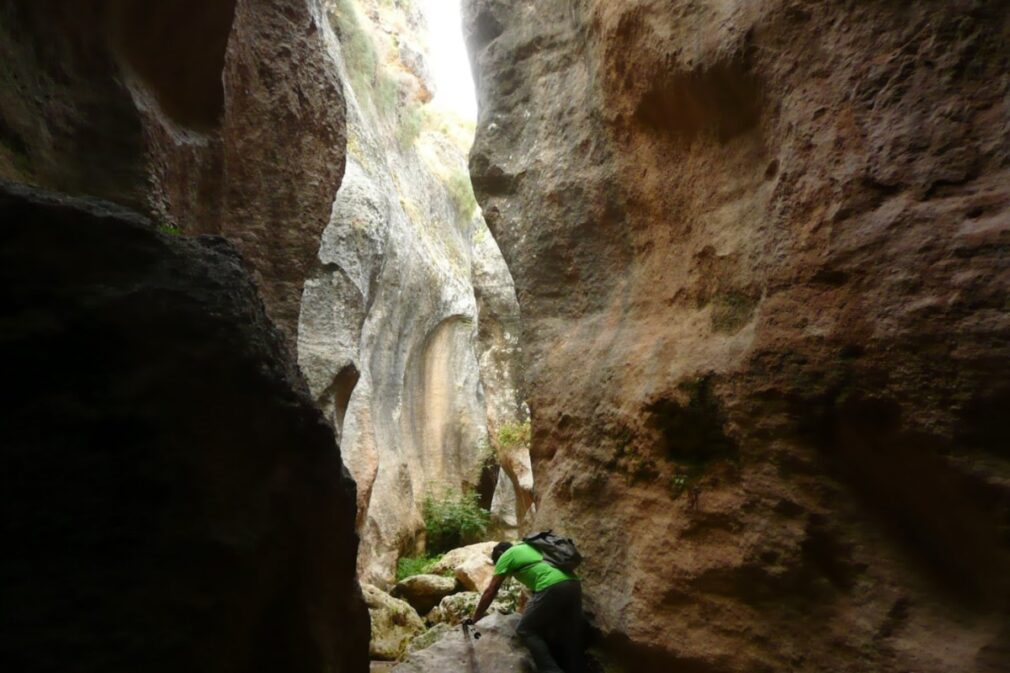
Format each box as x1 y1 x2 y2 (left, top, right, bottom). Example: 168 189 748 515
374 73 399 119
496 420 530 454
397 104 425 148
446 170 477 221
395 553 445 581
423 489 490 554
329 0 379 103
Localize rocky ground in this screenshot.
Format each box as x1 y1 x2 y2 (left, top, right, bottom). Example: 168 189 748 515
362 541 528 665
465 1 1010 672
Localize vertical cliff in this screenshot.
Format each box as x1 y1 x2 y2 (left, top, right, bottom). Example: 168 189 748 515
0 0 345 342
297 0 528 583
465 1 1010 672
0 1 370 669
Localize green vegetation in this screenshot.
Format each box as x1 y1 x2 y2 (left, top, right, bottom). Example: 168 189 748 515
158 223 182 236
329 0 400 119
329 0 377 96
496 420 531 454
397 104 425 148
446 169 478 221
395 553 446 581
374 73 399 118
423 489 490 554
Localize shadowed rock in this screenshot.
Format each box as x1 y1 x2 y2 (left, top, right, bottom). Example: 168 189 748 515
0 181 368 673
393 613 533 673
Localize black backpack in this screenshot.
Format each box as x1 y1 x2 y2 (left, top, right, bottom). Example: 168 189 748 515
523 530 583 572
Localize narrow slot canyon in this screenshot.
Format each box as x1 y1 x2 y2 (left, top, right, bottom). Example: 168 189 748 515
1 2 1008 673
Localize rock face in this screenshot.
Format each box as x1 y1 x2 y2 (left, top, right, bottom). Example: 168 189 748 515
362 584 426 660
297 0 528 583
393 613 533 673
0 182 369 673
0 0 346 342
465 2 1010 673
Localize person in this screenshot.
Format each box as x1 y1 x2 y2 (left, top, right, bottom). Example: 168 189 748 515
469 540 584 673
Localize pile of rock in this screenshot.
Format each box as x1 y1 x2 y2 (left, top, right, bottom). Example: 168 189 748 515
366 543 530 664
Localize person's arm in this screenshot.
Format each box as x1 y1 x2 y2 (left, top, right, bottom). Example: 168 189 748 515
471 574 505 623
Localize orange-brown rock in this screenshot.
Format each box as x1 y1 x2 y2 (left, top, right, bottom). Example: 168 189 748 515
0 0 346 343
465 2 1010 672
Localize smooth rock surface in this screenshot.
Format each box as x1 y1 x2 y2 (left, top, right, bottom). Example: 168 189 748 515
0 181 368 673
391 574 460 616
362 584 426 661
393 613 533 673
465 1 1010 672
298 1 526 583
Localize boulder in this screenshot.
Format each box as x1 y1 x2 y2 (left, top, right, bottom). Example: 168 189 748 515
408 623 453 653
425 586 520 627
363 583 426 661
393 613 534 673
426 592 481 626
0 181 368 673
429 542 496 592
390 574 460 616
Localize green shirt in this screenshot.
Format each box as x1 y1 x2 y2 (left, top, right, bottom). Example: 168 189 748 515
494 542 578 593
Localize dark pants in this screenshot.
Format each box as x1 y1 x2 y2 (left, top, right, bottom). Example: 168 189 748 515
516 580 584 673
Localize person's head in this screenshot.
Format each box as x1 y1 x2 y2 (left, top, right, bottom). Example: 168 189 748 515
491 541 512 563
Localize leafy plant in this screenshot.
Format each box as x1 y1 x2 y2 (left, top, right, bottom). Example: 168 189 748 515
496 420 531 454
158 223 182 236
423 489 490 554
395 553 445 581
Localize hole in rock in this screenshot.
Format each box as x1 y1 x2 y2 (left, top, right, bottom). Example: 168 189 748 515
107 0 237 131
636 57 763 142
647 376 739 466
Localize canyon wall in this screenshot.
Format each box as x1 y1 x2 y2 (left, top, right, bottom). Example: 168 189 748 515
0 1 370 668
0 0 345 342
0 181 368 673
465 1 1010 672
298 0 528 584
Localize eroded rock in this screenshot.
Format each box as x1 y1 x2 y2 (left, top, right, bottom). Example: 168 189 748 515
425 579 524 627
393 613 533 673
362 584 426 661
298 1 526 584
465 1 1010 672
0 0 347 342
0 181 368 673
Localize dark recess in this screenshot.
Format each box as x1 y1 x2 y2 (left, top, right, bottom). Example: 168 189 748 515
108 0 238 131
